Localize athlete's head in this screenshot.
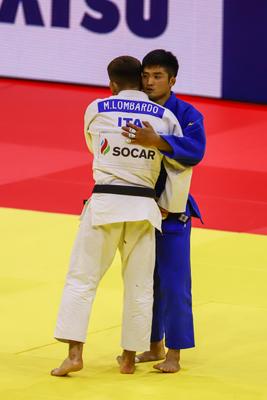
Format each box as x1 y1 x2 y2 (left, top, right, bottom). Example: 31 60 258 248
142 49 179 104
107 56 142 94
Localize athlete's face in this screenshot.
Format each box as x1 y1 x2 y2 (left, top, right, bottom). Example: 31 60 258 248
142 66 176 105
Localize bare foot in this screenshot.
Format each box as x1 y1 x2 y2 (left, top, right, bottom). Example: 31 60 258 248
153 349 180 373
135 340 165 363
51 358 83 376
51 340 83 377
117 350 135 374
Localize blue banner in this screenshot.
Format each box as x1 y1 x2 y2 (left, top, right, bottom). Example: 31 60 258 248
223 0 267 103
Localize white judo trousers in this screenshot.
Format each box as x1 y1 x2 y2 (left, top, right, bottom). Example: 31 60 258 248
54 203 155 351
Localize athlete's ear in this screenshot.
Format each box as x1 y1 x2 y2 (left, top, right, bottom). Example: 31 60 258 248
109 81 119 95
169 76 176 89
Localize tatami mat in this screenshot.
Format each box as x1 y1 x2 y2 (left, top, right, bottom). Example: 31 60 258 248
1 208 266 400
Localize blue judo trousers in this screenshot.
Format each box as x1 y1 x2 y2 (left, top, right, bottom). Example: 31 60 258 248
151 93 206 349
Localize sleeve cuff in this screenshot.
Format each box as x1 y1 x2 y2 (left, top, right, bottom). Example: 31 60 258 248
159 135 176 159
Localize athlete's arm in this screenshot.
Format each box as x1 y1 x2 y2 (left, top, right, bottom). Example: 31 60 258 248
84 101 98 153
160 109 206 166
160 118 206 166
121 121 173 152
121 110 206 166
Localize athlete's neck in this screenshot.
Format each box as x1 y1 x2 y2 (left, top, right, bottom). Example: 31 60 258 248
117 85 140 93
155 92 171 106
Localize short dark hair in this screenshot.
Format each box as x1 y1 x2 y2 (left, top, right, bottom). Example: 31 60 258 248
107 56 141 87
142 49 179 77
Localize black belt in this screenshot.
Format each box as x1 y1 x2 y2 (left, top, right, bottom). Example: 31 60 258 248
92 184 156 198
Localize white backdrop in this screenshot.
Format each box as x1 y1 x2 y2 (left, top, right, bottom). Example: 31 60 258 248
0 0 223 97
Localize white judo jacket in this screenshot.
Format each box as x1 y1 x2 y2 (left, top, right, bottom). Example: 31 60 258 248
84 90 192 230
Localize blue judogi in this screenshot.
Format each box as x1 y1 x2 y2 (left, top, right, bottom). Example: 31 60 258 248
151 93 206 349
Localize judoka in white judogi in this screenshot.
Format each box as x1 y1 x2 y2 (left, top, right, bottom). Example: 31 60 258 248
54 90 192 352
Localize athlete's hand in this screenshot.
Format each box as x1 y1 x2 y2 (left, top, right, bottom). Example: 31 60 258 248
121 121 160 148
121 122 172 152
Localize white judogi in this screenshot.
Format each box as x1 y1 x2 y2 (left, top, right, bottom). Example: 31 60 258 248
54 90 192 351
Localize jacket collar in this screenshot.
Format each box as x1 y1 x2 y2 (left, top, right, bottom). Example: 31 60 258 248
164 92 177 113
118 90 149 100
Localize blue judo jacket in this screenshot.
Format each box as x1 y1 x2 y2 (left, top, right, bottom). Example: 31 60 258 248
155 93 206 219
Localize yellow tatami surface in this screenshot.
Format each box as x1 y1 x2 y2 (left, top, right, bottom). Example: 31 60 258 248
0 207 266 400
